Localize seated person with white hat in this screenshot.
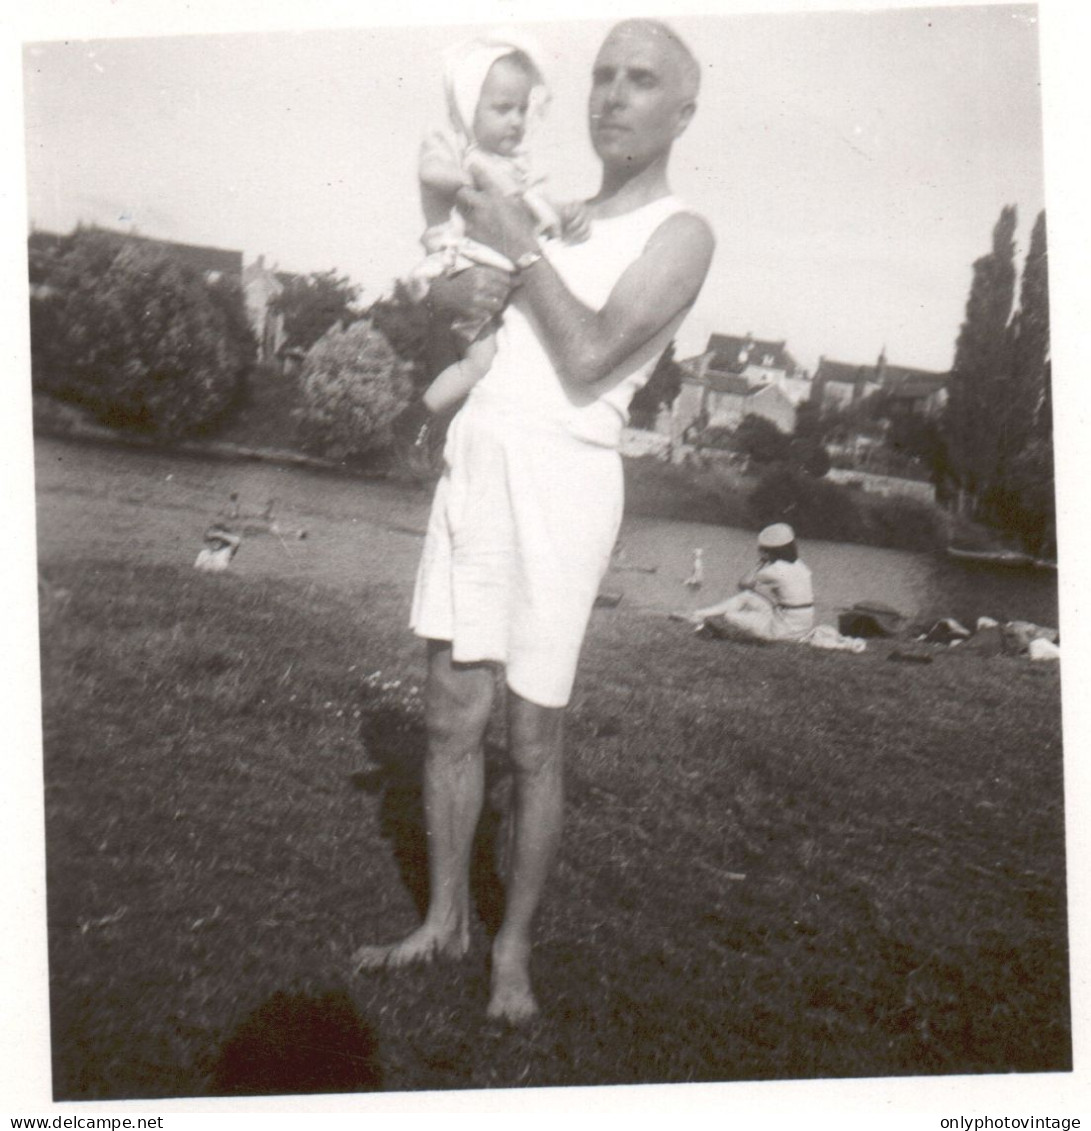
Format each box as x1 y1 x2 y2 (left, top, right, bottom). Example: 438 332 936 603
682 523 814 642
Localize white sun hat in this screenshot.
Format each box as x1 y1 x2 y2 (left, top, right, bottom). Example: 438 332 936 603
757 523 795 549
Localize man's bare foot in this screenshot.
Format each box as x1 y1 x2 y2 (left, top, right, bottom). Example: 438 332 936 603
352 924 468 973
486 936 538 1024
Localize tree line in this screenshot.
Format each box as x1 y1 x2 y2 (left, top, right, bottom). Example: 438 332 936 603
28 213 1056 552
942 207 1053 555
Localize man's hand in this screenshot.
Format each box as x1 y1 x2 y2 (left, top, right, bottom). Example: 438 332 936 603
558 201 591 244
428 265 514 326
455 175 715 396
459 181 540 264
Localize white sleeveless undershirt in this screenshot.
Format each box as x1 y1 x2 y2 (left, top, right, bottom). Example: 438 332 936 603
469 194 694 448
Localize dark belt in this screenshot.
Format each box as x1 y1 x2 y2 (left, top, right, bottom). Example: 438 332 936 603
778 602 814 610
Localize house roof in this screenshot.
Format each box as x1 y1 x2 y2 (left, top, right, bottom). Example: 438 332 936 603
813 358 874 388
27 227 243 277
816 355 948 392
748 383 793 405
881 365 948 399
881 363 947 386
124 233 243 276
706 333 799 375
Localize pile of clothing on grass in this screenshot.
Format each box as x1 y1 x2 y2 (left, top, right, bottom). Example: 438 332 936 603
803 603 1060 663
913 615 1060 661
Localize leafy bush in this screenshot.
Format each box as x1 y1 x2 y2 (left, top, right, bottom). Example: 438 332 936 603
858 492 949 551
733 414 792 464
748 465 865 542
367 281 461 393
206 274 259 384
29 228 253 437
272 269 361 354
296 318 414 461
749 465 949 551
628 340 684 429
693 425 736 451
623 455 751 527
787 437 831 478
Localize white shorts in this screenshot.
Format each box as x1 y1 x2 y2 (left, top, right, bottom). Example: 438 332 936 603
410 393 623 708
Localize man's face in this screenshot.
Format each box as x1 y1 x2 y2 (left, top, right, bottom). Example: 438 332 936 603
588 26 694 169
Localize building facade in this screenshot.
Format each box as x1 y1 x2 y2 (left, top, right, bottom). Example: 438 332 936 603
673 332 811 442
812 349 948 418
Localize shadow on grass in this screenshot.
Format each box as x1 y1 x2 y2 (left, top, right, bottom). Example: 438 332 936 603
350 702 510 936
210 989 382 1095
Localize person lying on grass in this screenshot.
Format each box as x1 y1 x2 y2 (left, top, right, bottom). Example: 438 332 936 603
676 523 815 642
352 18 714 1025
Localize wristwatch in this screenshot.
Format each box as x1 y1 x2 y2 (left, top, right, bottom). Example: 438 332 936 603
514 249 544 272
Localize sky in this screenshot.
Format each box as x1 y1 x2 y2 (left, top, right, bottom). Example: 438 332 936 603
20 4 1047 375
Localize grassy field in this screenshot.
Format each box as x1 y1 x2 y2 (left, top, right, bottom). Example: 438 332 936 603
35 437 1068 1099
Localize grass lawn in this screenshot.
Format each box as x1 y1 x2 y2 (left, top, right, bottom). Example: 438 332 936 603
35 439 1068 1098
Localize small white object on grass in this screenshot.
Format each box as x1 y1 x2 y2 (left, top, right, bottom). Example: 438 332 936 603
683 547 704 590
1028 638 1060 662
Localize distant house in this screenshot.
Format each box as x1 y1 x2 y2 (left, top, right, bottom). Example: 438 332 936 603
673 332 808 442
694 375 798 435
878 360 949 418
685 332 811 404
742 383 797 434
812 349 948 418
702 372 753 426
810 358 881 411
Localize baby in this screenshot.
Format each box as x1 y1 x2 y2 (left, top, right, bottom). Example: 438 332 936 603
408 36 589 418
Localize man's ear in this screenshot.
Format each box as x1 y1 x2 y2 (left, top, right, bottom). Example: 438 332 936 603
673 99 696 139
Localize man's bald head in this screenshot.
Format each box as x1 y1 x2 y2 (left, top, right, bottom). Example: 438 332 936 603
603 19 701 102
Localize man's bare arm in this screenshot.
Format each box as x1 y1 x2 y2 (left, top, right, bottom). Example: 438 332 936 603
519 212 714 390
461 188 714 391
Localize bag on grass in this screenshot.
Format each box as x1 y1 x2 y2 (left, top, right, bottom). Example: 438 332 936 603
837 601 907 639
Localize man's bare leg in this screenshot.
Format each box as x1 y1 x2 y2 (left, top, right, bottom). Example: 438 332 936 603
487 691 565 1022
353 641 494 970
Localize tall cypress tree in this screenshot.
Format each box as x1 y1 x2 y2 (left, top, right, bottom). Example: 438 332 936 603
629 340 684 429
1009 210 1050 447
1002 211 1055 554
943 205 1018 513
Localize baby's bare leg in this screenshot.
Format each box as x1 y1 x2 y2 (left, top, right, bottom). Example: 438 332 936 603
421 328 498 415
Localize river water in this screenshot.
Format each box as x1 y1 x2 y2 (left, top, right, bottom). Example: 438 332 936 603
611 515 1060 631
33 437 1060 634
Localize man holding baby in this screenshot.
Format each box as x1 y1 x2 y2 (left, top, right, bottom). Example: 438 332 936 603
355 18 714 1024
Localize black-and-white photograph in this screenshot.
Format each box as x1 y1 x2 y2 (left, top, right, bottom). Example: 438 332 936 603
7 0 1086 1114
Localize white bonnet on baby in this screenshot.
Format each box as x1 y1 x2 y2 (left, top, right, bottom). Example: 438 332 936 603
442 32 551 142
